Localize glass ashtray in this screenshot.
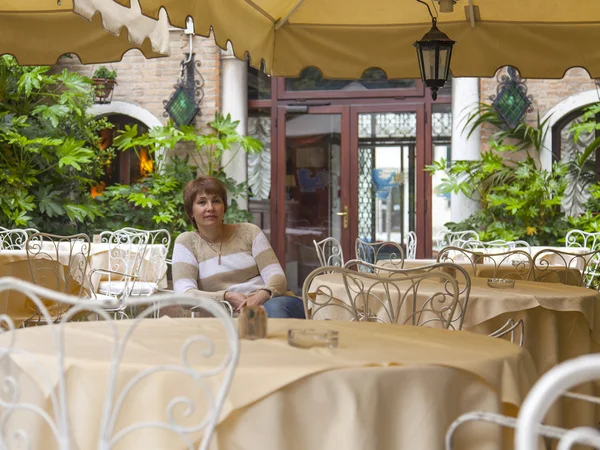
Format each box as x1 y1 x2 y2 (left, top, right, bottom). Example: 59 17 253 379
487 278 515 289
288 329 339 349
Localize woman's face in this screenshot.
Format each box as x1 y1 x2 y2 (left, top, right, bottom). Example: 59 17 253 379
191 192 225 230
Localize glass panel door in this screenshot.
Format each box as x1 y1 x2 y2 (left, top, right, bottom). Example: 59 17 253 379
276 106 350 295
350 105 426 259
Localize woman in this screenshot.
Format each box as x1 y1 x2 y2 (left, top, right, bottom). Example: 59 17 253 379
172 175 305 319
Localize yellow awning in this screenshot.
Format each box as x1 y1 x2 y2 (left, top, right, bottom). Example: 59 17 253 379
115 0 600 79
0 0 169 66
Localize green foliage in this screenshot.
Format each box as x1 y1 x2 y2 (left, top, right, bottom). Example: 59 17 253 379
92 66 117 80
428 145 569 244
0 56 110 232
428 102 570 244
109 112 264 225
90 156 196 244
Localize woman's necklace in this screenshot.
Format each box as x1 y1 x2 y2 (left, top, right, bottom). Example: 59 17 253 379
199 229 224 265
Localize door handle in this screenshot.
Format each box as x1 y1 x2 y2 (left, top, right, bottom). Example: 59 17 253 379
336 205 349 229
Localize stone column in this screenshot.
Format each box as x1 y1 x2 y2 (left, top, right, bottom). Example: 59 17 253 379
450 77 481 222
220 43 248 209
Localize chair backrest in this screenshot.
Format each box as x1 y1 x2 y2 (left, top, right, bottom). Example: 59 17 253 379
437 230 480 249
0 229 29 250
461 239 531 252
516 354 600 450
302 265 461 329
405 231 417 259
437 246 534 281
98 228 150 296
532 249 600 287
26 233 91 300
355 238 405 272
565 229 600 288
120 227 171 287
0 276 239 450
343 259 471 330
313 237 345 267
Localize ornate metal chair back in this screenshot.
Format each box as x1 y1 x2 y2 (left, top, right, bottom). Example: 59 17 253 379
532 249 600 287
0 229 29 250
302 265 460 329
313 237 344 268
355 238 405 272
119 227 171 295
437 246 533 281
97 229 150 298
405 231 417 260
0 277 239 450
436 230 480 249
565 229 600 288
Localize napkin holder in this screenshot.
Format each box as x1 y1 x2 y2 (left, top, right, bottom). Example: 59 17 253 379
238 306 267 340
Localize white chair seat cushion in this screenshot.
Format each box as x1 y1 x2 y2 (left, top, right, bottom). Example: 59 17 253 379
93 292 122 310
98 281 158 296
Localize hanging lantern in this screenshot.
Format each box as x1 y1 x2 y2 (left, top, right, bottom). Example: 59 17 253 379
413 17 455 100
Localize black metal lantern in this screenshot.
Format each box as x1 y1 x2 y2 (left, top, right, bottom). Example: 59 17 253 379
413 17 455 100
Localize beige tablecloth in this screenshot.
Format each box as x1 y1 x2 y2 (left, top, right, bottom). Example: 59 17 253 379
0 318 536 450
309 274 600 429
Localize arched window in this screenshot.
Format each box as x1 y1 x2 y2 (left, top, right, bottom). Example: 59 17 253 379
93 114 152 197
552 107 600 181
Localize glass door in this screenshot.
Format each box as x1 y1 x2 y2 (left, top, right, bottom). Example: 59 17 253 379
349 105 427 259
275 106 351 295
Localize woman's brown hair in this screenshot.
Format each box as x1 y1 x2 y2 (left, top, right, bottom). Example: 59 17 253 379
183 176 228 226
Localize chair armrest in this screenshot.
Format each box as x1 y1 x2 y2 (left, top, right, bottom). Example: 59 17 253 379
89 268 140 279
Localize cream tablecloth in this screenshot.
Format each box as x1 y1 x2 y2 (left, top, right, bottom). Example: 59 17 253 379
309 274 600 429
0 318 536 450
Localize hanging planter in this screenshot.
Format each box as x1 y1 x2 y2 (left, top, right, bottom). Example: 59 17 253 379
92 66 117 104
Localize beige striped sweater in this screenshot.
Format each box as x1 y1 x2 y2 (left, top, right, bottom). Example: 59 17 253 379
172 223 287 301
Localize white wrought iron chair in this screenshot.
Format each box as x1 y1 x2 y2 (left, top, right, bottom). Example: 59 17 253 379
437 246 534 281
313 237 345 267
405 231 417 260
24 233 91 325
532 248 600 287
0 276 239 450
119 227 171 297
355 238 405 272
0 229 29 250
446 354 600 450
302 265 460 328
461 239 532 253
565 229 600 288
92 228 150 317
436 229 480 249
343 259 471 330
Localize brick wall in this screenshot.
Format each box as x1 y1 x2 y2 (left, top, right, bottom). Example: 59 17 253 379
54 30 221 159
479 67 597 152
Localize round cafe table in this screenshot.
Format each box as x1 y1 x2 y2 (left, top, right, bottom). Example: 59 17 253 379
0 318 535 450
308 273 600 429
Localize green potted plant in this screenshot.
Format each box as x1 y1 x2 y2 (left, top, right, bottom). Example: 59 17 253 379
91 66 117 104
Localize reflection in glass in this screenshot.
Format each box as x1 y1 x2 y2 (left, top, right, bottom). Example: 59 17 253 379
284 113 342 295
247 63 271 100
358 113 417 250
431 103 453 253
286 67 416 92
247 109 272 241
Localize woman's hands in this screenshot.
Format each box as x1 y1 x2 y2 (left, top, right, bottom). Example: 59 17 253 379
225 289 270 312
224 291 247 311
